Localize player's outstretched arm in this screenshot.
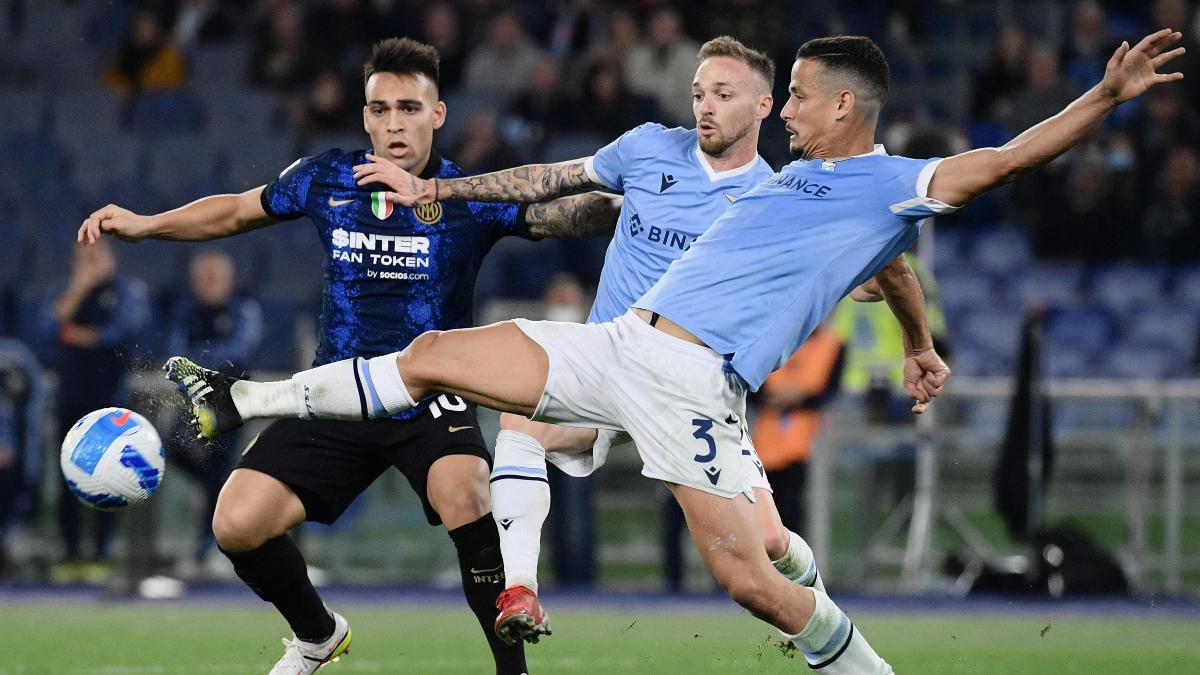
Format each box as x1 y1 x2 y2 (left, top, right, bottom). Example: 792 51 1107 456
874 256 951 414
78 187 275 245
524 192 623 239
928 29 1185 207
353 154 603 206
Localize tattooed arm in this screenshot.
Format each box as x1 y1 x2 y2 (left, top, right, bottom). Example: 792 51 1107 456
524 192 622 239
353 154 603 206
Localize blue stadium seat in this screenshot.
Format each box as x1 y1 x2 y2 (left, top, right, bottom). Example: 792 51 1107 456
1172 266 1200 306
190 45 252 88
1090 264 1167 314
967 227 1031 275
129 91 205 135
0 88 46 133
959 309 1021 363
1044 306 1117 361
539 133 607 163
1099 344 1187 379
1007 263 1085 310
1124 309 1199 361
1041 345 1092 378
142 135 223 203
936 268 996 315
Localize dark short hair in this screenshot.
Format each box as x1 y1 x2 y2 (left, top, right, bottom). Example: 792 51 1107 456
698 36 776 90
363 37 440 89
795 36 889 112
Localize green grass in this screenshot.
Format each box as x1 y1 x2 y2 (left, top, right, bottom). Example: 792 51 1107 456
2 603 1199 674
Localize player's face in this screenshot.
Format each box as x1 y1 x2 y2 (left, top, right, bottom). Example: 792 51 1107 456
780 59 839 159
692 56 770 158
363 72 446 173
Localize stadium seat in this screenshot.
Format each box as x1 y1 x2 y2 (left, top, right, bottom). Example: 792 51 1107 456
968 227 1031 276
190 45 252 88
1007 263 1085 310
128 91 205 135
936 268 996 315
1172 266 1200 305
143 135 223 203
1124 309 1199 362
538 133 608 163
1041 345 1093 378
960 309 1021 363
1044 306 1117 361
1100 343 1184 379
0 88 46 133
1089 264 1167 314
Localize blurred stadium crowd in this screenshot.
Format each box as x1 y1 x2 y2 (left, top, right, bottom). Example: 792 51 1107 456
0 0 1197 579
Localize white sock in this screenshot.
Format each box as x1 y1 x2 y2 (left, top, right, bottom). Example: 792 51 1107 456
785 589 892 673
772 531 826 593
231 354 416 421
490 430 551 593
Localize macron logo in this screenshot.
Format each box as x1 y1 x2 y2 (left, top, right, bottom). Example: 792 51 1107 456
499 519 514 531
704 466 722 485
659 173 678 193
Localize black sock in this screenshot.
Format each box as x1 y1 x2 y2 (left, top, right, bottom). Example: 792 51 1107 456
449 514 528 675
221 535 335 642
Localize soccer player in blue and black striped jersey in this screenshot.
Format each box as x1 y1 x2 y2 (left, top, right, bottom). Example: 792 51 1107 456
81 37 618 675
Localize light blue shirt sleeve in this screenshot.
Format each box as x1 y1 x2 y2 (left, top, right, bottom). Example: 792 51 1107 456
585 123 668 192
877 157 960 221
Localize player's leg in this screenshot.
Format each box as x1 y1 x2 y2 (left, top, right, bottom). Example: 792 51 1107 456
214 420 376 672
409 409 529 675
166 322 550 437
671 484 891 673
741 425 826 591
491 415 598 644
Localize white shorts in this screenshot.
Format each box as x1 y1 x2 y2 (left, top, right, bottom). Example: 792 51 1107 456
547 427 773 494
514 311 754 499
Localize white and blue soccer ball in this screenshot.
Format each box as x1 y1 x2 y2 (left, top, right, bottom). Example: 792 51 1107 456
60 407 165 511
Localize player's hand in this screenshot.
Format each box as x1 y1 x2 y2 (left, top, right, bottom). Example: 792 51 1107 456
904 348 951 414
850 278 885 302
78 204 148 244
352 153 436 206
1098 29 1185 104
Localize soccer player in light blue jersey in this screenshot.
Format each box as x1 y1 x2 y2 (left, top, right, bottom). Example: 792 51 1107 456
168 29 1185 673
352 36 937 645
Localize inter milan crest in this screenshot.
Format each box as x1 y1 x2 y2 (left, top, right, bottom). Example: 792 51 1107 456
370 192 394 219
412 202 443 225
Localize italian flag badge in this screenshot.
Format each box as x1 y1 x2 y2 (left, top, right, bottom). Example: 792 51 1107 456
370 192 394 219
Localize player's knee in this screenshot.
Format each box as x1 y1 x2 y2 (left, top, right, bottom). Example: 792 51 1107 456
212 503 275 553
718 567 777 616
396 330 445 394
763 525 791 561
433 481 490 527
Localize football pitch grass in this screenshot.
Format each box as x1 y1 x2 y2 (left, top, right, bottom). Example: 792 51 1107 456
4 594 1200 674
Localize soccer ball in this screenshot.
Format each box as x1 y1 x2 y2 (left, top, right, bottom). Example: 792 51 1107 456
60 407 165 511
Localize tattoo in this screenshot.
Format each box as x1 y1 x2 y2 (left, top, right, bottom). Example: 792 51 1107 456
442 159 599 203
525 192 622 239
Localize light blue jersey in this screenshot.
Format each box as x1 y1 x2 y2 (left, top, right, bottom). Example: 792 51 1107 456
583 123 773 323
635 146 958 391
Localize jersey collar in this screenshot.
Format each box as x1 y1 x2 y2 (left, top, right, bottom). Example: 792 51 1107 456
693 144 767 182
418 148 444 179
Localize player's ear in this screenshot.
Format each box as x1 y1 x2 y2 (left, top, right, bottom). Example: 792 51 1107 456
362 105 370 134
833 89 855 120
432 100 447 130
756 93 773 120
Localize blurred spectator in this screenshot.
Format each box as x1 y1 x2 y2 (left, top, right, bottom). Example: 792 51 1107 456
170 0 240 51
1141 146 1200 261
1061 0 1114 92
166 250 263 569
750 324 845 535
624 7 699 126
248 2 318 92
1151 0 1200 111
463 9 545 103
507 57 573 147
1011 44 1078 136
0 340 46 572
421 1 467 92
451 111 522 174
565 7 639 98
1029 140 1137 261
42 240 148 573
546 0 606 60
101 8 188 96
306 0 390 74
969 23 1029 126
295 68 359 134
539 273 597 587
568 58 661 139
698 0 793 86
1129 87 1200 194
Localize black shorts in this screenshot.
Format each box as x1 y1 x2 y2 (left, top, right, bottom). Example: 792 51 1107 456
236 399 489 526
